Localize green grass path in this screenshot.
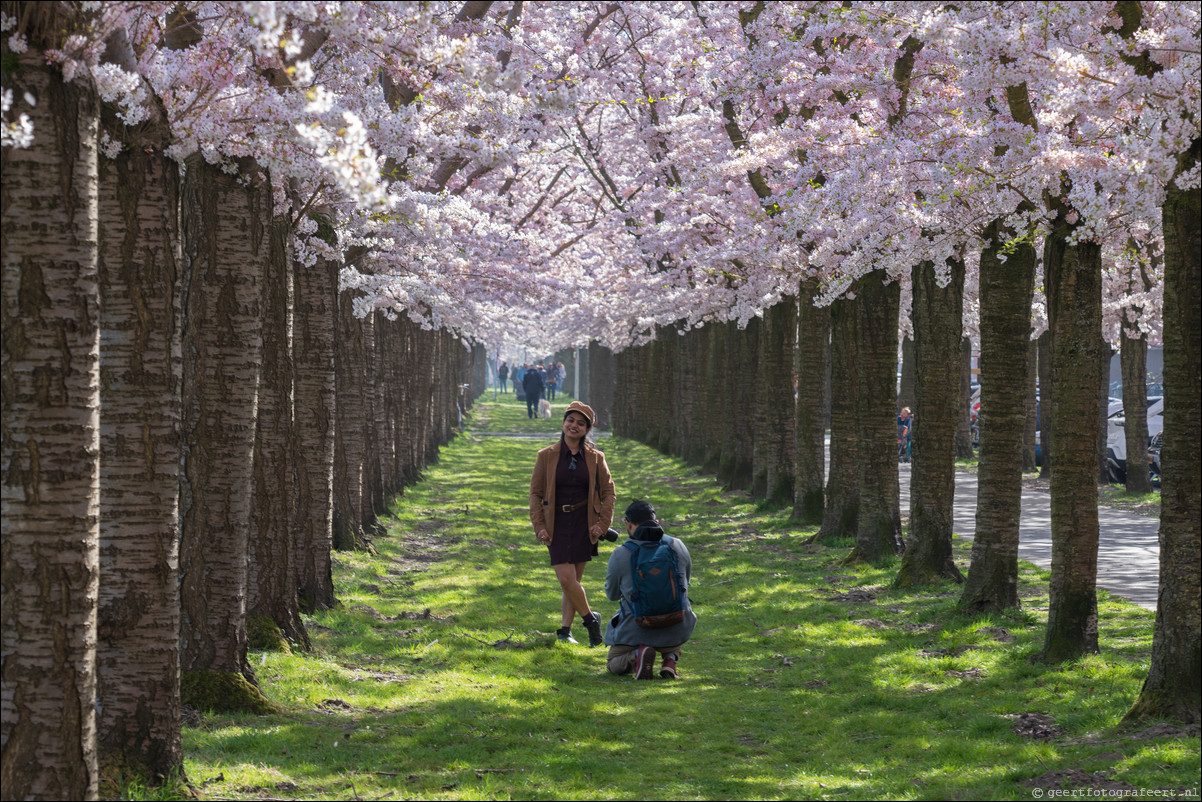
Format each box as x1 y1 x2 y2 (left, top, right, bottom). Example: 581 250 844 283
178 396 1200 801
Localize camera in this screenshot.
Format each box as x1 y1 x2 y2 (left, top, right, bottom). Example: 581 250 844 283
601 527 620 542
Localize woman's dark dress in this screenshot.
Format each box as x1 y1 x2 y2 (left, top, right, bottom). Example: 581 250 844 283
548 445 594 565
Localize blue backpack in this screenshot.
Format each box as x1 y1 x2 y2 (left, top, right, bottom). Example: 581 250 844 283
623 536 687 629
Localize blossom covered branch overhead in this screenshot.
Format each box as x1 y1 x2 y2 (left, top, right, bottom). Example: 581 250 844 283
3 0 1196 352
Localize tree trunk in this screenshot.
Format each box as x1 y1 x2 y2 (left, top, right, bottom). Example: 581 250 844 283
755 300 797 505
815 297 859 542
896 259 966 586
704 324 729 474
1040 212 1103 663
959 223 1035 612
294 257 337 608
849 273 902 563
679 331 703 464
1098 339 1114 484
1022 338 1038 472
731 320 758 490
0 58 102 802
333 290 368 550
1038 330 1053 478
955 337 974 459
794 281 829 524
717 323 741 485
1123 145 1201 724
1120 325 1152 493
95 115 184 789
177 155 273 712
589 341 616 432
247 218 308 651
898 335 915 412
360 312 382 531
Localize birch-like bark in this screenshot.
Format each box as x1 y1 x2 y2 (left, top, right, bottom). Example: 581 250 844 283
1 55 102 802
95 109 184 786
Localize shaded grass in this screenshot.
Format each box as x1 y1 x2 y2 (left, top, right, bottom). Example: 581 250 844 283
179 399 1200 801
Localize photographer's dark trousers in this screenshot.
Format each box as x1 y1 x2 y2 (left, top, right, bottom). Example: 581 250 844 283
527 391 542 418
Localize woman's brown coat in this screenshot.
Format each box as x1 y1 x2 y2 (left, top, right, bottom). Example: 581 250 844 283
529 440 616 543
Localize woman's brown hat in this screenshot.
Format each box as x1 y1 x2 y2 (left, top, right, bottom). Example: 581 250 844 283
563 401 595 427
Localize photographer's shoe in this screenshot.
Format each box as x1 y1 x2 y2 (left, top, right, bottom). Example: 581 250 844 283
634 645 656 680
556 626 578 644
582 611 604 647
659 653 678 679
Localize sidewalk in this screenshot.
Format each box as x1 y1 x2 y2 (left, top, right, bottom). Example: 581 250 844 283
899 466 1160 610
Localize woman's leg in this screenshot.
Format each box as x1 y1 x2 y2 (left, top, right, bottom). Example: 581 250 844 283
553 562 591 627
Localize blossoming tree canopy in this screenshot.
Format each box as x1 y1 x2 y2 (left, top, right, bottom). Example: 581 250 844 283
2 1 1196 352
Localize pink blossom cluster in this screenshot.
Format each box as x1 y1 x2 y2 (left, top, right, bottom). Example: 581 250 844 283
3 1 1195 352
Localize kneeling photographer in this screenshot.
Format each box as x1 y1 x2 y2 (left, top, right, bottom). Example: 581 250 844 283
603 500 697 680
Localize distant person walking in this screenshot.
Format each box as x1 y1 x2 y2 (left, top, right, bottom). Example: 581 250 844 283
523 366 545 419
498 361 509 393
530 402 616 646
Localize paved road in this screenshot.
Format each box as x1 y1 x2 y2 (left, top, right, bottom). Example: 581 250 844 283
899 465 1160 610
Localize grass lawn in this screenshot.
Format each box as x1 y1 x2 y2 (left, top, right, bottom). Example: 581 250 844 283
170 398 1200 801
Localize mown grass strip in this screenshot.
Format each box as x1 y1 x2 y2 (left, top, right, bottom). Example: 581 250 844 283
172 398 1200 802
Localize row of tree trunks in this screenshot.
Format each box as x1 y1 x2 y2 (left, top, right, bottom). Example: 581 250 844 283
611 299 825 516
2 47 485 798
329 310 475 557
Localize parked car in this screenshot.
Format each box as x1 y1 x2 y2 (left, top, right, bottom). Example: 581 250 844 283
1106 397 1164 484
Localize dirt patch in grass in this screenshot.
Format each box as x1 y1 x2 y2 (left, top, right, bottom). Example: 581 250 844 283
1010 712 1063 739
1020 768 1134 792
826 588 878 603
919 645 983 658
903 622 940 633
946 668 983 679
975 626 1015 643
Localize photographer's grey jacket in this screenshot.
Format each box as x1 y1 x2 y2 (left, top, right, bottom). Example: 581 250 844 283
603 523 697 648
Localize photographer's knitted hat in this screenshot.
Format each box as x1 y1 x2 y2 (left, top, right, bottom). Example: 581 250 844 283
624 499 656 525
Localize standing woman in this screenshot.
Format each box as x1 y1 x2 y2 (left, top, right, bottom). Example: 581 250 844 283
530 401 616 645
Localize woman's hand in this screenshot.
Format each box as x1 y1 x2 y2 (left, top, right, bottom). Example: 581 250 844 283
536 529 551 544
589 524 604 544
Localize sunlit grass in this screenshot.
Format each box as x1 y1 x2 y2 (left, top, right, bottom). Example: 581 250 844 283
175 398 1200 801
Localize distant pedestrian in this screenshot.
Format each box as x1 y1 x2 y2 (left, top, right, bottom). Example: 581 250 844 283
556 361 568 395
498 361 509 393
523 367 545 419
